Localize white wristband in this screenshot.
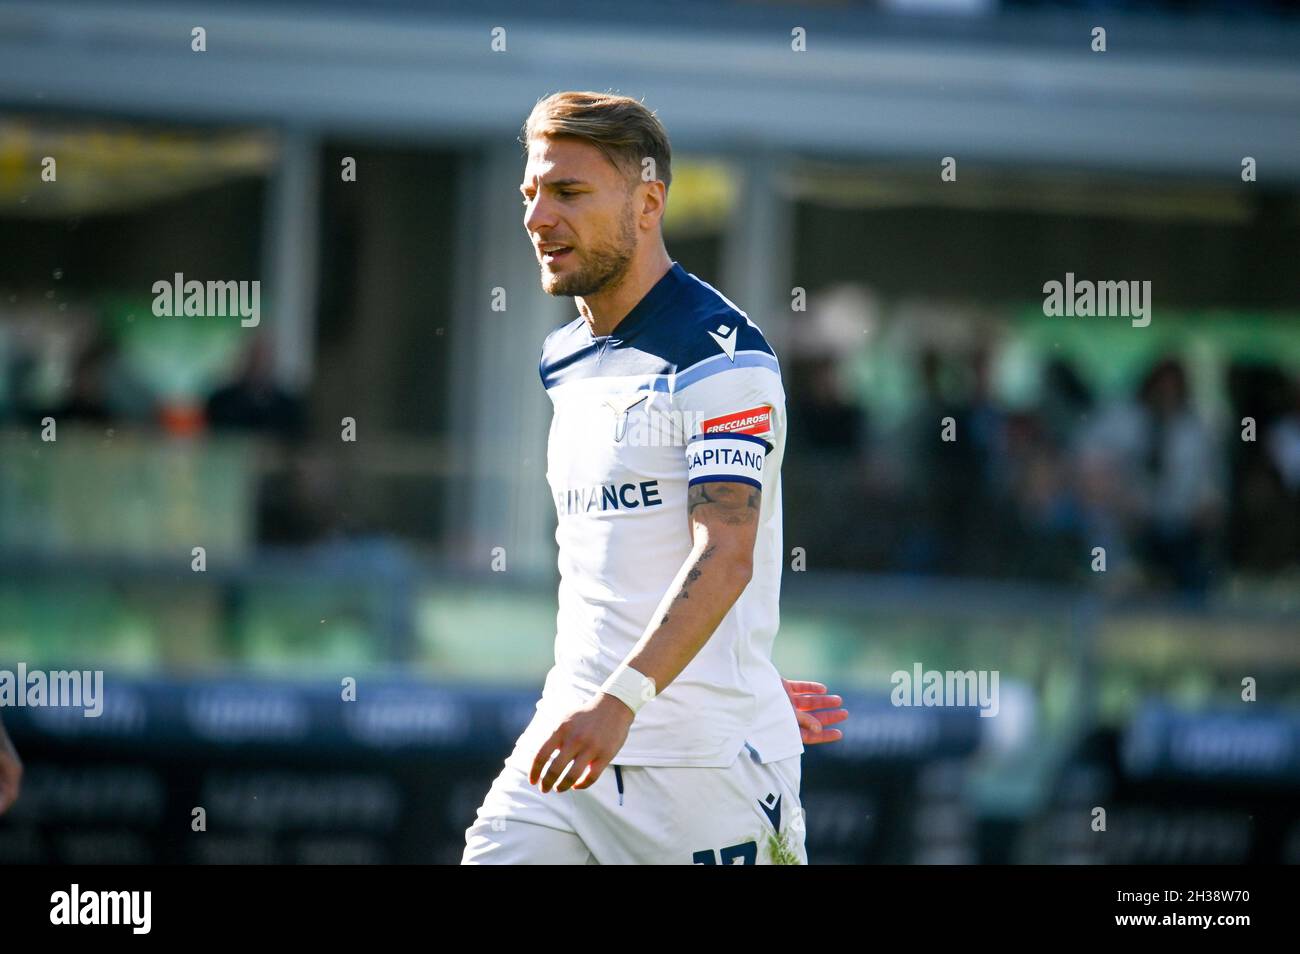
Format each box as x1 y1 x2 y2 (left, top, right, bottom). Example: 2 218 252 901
600 663 656 715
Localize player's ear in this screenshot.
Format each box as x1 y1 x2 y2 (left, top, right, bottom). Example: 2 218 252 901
636 178 667 223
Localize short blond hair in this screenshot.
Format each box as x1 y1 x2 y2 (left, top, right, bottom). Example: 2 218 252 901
521 90 672 192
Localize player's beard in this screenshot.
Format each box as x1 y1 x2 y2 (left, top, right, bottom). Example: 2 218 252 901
540 199 637 298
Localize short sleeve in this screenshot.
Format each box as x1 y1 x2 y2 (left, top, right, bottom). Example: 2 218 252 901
676 357 785 492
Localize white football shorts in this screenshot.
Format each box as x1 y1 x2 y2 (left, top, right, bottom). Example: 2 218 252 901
461 739 807 865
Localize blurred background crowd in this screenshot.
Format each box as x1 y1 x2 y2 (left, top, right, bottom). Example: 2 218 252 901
8 286 1300 595
787 344 1300 596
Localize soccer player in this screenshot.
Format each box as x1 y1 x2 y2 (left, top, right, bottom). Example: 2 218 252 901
461 91 846 865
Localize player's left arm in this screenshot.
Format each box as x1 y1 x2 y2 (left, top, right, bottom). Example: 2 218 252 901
781 678 849 744
529 478 762 793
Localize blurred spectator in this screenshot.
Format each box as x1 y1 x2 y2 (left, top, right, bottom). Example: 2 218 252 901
787 352 865 454
966 348 1007 489
206 336 319 544
205 335 306 441
1226 363 1300 572
899 348 982 574
1269 379 1300 567
1039 357 1095 453
1002 412 1086 581
1137 359 1224 594
1078 358 1223 596
784 351 873 567
1269 378 1300 497
41 335 117 426
3 347 39 426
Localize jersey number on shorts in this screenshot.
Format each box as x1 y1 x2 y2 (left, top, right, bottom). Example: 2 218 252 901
692 841 758 865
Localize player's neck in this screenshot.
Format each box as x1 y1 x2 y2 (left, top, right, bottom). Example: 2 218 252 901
578 250 673 338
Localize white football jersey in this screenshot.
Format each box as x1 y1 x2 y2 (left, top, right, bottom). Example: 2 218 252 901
508 261 803 769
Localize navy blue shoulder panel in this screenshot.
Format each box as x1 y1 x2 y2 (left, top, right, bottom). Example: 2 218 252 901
539 263 775 390
539 317 677 389
635 301 774 373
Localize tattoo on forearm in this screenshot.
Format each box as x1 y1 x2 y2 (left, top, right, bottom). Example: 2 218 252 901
662 481 761 626
658 544 716 626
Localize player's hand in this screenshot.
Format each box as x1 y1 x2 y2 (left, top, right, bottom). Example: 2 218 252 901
529 694 634 794
0 719 22 815
782 678 848 744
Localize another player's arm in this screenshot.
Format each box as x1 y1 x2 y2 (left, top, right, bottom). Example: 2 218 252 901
0 714 22 815
529 480 761 795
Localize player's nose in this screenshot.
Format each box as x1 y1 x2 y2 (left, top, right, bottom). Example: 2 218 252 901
523 194 557 234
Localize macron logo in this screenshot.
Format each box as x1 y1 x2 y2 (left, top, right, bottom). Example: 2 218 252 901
707 324 737 361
